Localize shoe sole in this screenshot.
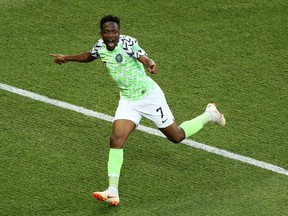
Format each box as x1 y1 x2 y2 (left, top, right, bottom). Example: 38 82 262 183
93 193 106 201
109 200 119 206
93 193 119 206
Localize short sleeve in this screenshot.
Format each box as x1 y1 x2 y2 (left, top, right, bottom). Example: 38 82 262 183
121 36 147 58
90 39 104 58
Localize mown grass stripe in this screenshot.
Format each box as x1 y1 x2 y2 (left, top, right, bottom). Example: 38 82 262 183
1 82 287 177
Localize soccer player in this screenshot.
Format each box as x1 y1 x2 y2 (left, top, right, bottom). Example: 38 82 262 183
50 15 226 206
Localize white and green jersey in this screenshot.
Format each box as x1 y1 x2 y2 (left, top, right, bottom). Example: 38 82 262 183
90 35 155 101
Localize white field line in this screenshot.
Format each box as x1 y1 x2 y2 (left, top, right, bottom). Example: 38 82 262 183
1 83 288 177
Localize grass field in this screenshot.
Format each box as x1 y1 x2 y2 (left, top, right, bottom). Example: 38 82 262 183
1 0 287 215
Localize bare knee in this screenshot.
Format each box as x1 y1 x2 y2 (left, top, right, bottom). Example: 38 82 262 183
159 124 185 144
167 135 184 144
110 134 125 148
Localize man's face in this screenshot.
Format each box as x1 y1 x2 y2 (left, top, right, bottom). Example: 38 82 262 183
100 22 120 51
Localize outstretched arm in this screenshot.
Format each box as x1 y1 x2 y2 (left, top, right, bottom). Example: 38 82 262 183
49 51 96 65
138 55 158 74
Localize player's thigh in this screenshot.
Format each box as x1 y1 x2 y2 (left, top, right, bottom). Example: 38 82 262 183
110 119 137 148
114 99 142 126
111 99 141 148
136 85 174 128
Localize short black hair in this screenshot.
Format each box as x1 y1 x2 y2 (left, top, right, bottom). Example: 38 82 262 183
100 15 120 30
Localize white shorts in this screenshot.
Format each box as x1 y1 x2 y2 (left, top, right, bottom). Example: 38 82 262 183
114 84 175 128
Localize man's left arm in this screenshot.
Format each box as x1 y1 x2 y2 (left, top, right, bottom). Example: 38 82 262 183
138 55 158 74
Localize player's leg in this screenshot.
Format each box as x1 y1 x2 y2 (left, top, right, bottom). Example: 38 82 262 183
108 119 136 192
159 103 225 143
159 111 211 143
93 99 141 206
93 119 136 206
136 84 221 143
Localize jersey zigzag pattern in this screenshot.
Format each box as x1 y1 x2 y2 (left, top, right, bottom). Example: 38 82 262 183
90 35 146 59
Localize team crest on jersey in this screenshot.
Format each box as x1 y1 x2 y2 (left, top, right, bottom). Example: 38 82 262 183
115 54 123 63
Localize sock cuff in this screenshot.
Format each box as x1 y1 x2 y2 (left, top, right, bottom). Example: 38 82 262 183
109 148 123 156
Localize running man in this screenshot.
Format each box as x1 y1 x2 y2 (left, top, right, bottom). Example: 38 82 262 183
50 15 226 206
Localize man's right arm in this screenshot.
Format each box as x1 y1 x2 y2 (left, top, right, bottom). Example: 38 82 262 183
49 51 96 65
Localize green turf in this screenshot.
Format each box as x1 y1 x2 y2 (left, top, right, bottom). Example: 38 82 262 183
1 0 287 215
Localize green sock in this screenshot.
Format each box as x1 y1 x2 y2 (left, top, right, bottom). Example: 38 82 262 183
179 113 210 138
108 148 124 189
